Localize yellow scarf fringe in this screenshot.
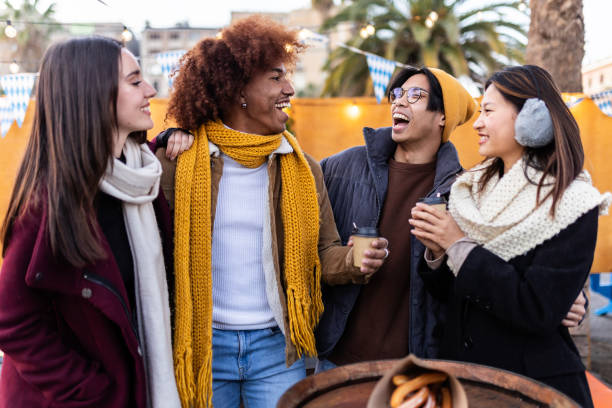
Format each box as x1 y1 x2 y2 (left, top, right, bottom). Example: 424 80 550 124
172 121 323 407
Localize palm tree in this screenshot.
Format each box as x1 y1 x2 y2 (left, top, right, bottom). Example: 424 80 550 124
320 0 527 96
526 0 584 92
1 0 64 73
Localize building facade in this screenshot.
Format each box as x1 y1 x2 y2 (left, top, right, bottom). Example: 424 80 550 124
140 25 219 97
582 58 612 95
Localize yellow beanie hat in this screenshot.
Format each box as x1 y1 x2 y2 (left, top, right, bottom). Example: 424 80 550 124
429 67 477 142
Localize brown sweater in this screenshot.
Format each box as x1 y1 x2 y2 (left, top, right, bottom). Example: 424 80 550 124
329 158 436 364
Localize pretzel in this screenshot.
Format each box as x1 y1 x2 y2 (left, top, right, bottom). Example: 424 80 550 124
441 387 451 408
397 387 429 408
390 373 448 407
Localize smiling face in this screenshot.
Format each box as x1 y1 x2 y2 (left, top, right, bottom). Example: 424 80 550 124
473 83 525 171
235 62 295 135
391 73 445 146
115 48 157 140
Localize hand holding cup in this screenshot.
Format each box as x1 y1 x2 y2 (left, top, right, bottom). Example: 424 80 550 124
349 226 389 275
409 197 465 255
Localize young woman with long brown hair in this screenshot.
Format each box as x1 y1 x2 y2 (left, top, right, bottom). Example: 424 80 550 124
0 37 180 408
410 65 609 407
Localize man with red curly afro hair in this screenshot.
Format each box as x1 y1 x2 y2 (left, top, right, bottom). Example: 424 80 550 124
153 15 389 407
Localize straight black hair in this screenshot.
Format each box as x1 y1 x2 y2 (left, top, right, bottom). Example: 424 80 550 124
386 67 444 113
479 65 584 216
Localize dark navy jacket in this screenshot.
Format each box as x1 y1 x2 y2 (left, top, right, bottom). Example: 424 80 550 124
315 126 463 359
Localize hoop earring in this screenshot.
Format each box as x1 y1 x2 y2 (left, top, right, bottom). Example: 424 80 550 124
241 102 247 109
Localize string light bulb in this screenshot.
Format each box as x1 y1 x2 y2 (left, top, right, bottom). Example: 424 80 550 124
9 60 19 74
4 20 16 38
518 1 527 11
428 11 439 22
120 26 133 43
346 102 360 119
365 23 375 36
425 18 434 28
359 26 369 39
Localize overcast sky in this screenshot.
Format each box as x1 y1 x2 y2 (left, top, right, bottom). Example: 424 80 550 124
5 0 609 65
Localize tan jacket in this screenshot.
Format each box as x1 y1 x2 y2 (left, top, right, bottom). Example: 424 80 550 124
156 145 365 364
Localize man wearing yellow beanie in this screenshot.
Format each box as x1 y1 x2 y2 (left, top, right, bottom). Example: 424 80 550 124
314 66 476 370
315 66 585 372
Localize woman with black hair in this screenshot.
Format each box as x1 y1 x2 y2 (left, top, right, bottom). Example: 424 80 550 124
410 65 609 407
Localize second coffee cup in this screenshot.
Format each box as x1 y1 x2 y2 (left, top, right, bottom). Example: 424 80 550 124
352 226 379 267
417 195 447 212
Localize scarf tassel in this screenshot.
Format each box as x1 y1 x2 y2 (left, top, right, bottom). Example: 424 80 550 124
195 352 213 408
286 264 323 359
174 347 195 407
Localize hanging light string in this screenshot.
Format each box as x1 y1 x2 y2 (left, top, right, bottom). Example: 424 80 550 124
337 43 412 69
0 22 414 73
298 27 413 70
2 19 134 42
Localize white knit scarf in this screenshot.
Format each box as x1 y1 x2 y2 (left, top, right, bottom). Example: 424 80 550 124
449 157 612 261
99 138 181 408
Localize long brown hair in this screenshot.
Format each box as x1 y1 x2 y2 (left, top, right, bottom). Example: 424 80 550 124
479 65 584 216
1 36 142 267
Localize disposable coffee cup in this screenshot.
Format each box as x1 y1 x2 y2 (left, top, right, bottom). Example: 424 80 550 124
351 226 379 267
417 196 447 212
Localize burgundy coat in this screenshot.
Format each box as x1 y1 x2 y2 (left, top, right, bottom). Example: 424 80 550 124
0 192 173 408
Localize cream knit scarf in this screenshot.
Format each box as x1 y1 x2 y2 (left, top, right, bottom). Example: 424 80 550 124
449 157 612 261
99 138 181 408
173 120 323 408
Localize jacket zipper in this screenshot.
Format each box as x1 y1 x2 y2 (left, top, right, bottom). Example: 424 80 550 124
83 272 141 348
425 170 460 199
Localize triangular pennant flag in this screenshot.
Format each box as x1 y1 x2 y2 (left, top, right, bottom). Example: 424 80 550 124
0 96 12 138
156 50 186 89
563 97 584 109
366 54 397 103
590 90 612 117
0 73 37 137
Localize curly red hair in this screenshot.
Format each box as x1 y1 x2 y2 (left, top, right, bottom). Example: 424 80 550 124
167 15 305 130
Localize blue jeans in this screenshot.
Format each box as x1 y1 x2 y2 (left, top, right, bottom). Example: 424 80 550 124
314 358 337 374
212 327 306 408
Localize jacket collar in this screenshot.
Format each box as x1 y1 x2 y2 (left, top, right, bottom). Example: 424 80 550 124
363 127 395 206
431 140 463 195
362 126 463 200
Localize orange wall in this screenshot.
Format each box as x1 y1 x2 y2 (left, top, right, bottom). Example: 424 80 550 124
0 102 35 231
1 96 611 271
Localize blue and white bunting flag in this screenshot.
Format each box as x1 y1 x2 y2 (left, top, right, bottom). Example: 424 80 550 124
0 73 37 137
0 96 12 137
591 272 612 315
366 55 397 103
156 50 186 89
590 90 612 117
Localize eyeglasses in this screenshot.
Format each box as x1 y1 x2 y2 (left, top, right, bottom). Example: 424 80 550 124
389 87 429 104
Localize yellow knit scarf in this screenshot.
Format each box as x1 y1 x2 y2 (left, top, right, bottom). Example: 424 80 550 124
173 120 323 407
